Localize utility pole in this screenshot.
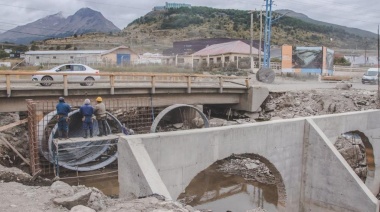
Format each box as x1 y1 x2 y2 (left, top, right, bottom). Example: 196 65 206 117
249 11 254 71
263 0 273 68
259 9 263 68
377 25 379 101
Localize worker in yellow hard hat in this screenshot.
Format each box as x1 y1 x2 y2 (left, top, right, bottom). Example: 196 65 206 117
94 96 108 136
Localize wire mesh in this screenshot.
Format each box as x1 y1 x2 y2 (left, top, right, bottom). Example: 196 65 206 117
27 97 155 176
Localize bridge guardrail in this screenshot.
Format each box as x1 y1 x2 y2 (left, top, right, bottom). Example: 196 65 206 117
0 71 250 97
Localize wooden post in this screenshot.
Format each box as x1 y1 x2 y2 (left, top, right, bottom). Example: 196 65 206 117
187 76 192 94
245 78 250 88
110 74 115 95
6 74 11 97
219 77 223 93
151 76 156 94
63 75 68 96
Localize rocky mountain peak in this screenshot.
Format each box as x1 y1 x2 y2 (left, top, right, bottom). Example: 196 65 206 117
0 8 120 44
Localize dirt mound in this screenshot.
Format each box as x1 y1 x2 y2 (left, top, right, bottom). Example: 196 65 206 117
263 89 378 119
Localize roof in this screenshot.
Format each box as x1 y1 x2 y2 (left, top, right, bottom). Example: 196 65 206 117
101 45 137 55
25 46 138 56
193 41 262 56
25 50 106 55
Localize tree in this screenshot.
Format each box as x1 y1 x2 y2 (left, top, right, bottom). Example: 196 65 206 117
65 44 72 49
30 44 39 51
0 50 9 59
56 46 61 50
73 33 78 38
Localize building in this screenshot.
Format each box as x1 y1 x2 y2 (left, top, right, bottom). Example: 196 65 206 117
165 2 191 9
25 46 138 66
153 2 191 11
165 40 262 68
163 38 263 56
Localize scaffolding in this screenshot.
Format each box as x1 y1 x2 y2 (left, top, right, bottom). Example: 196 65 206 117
26 97 156 177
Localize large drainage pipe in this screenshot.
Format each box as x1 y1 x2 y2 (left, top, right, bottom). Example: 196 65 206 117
150 104 209 133
38 109 123 171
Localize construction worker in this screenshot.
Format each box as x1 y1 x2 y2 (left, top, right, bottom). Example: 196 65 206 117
94 96 108 136
80 99 94 138
56 97 71 139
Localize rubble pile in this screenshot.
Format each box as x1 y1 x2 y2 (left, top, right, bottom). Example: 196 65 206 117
217 157 276 185
0 112 29 168
334 133 367 182
263 89 378 119
0 170 199 212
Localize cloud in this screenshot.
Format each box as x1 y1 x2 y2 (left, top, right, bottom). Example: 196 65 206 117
0 0 379 34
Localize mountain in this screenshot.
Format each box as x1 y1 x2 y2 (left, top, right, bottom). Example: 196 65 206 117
275 9 377 39
122 6 377 51
0 8 120 44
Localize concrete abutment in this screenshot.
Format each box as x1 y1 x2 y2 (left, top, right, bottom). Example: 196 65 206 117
119 110 380 211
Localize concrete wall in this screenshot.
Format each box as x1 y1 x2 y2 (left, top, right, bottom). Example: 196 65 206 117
119 110 380 211
300 118 378 211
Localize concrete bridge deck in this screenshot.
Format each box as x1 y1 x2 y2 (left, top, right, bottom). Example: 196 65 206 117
118 110 380 211
0 72 268 113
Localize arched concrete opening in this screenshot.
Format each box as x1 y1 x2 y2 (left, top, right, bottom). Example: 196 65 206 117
150 104 209 133
334 131 375 183
177 153 287 211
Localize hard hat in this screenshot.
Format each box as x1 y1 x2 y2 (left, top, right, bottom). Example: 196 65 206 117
96 97 102 102
59 97 65 102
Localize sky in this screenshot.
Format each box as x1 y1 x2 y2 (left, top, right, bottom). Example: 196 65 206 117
0 0 379 33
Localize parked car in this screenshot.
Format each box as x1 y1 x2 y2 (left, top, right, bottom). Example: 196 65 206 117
362 68 379 84
32 64 100 86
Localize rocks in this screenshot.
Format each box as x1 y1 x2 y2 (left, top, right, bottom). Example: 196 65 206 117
51 181 74 197
70 205 95 212
217 157 276 185
336 82 352 90
334 134 367 182
209 118 228 127
305 106 314 114
191 117 204 128
244 112 260 120
261 89 377 119
53 189 92 209
264 104 276 112
173 123 184 129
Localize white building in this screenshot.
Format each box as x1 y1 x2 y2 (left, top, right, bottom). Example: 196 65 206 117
24 46 138 66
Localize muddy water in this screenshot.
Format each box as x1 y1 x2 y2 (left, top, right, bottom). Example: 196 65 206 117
178 163 279 212
61 171 119 197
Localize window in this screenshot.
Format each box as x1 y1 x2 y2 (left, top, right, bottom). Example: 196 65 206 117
53 56 56 59
70 56 74 59
217 57 221 62
36 56 39 59
225 56 230 62
73 65 86 71
177 58 185 63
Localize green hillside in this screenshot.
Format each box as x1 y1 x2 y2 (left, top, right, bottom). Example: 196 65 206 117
124 6 377 51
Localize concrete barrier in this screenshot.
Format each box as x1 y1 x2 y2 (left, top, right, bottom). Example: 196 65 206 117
119 110 380 211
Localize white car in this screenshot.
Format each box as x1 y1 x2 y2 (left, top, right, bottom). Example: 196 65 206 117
32 64 100 86
362 68 379 84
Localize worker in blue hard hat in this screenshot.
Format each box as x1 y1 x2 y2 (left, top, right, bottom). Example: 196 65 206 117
94 96 108 136
80 99 94 138
56 97 71 139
